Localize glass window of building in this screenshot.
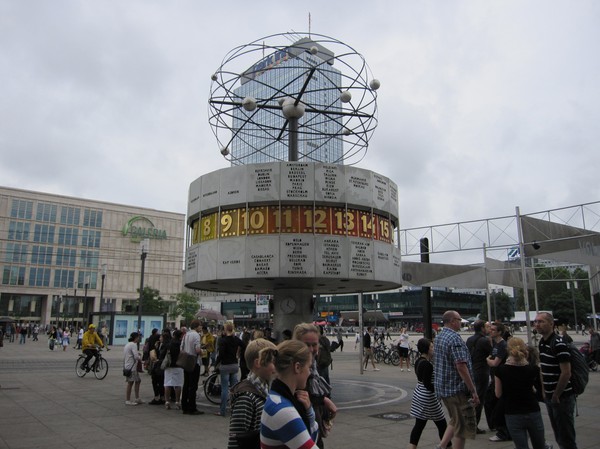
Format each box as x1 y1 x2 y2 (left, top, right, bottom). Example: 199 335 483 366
54 269 74 288
29 267 51 287
31 245 53 265
56 248 76 267
80 250 99 268
77 271 97 289
36 203 58 222
5 243 28 263
33 224 55 244
3 266 26 285
10 199 33 219
60 206 81 225
83 209 103 227
8 222 31 241
58 227 78 246
81 229 101 248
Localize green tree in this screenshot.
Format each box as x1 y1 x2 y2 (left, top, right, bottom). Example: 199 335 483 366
514 265 592 327
480 291 513 322
137 286 168 315
543 292 589 327
170 292 200 325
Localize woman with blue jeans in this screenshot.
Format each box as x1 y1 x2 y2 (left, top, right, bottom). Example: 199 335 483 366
494 337 546 449
216 321 241 416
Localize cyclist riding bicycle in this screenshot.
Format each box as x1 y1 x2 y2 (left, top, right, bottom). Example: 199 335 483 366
82 324 104 371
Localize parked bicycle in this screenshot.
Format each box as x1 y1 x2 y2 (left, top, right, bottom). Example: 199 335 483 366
76 348 109 380
203 369 222 405
408 346 419 367
373 342 400 366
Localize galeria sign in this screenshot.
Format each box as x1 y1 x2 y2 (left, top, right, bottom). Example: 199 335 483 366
122 216 167 242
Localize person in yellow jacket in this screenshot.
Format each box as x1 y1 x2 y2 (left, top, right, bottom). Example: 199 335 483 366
81 324 104 371
201 325 215 376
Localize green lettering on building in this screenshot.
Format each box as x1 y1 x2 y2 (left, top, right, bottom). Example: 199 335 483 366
122 216 167 243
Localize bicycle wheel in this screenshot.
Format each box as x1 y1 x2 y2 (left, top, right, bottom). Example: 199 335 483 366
94 357 109 379
374 349 383 363
76 356 87 377
382 351 391 364
203 373 222 405
390 350 400 366
590 360 598 372
409 350 419 367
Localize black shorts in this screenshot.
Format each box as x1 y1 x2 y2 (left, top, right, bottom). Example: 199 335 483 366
398 346 409 357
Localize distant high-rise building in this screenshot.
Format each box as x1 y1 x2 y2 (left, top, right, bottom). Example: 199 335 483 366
232 38 344 165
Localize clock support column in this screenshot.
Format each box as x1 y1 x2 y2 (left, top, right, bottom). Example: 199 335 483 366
272 288 314 340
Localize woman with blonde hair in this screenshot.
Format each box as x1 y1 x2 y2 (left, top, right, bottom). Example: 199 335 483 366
260 339 319 449
293 323 337 448
215 321 242 417
494 337 546 449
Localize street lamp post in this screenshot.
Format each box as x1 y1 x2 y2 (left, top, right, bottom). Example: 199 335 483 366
567 281 579 332
138 239 149 345
100 263 107 309
55 295 62 327
84 276 90 326
73 288 77 325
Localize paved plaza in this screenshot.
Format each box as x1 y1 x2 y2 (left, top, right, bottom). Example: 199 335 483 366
1 332 598 449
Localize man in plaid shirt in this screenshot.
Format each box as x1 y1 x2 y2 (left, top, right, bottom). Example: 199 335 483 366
433 311 480 449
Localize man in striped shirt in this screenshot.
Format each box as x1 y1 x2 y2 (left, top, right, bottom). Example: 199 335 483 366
535 312 578 449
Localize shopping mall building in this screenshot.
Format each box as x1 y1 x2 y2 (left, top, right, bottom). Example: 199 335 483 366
0 186 185 327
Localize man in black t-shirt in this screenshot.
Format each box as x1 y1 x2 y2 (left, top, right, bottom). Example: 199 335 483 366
363 327 378 371
466 320 492 433
535 312 577 449
485 322 509 441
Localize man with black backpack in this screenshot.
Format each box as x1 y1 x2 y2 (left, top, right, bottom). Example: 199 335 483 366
466 320 492 434
535 312 578 449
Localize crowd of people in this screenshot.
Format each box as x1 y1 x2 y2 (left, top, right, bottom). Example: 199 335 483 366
122 321 336 449
412 310 592 449
0 321 114 352
5 315 596 449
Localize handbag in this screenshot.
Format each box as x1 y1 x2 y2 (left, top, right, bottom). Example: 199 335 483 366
123 367 132 377
160 351 172 370
176 351 197 372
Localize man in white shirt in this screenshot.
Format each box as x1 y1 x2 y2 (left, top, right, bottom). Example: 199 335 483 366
180 319 205 415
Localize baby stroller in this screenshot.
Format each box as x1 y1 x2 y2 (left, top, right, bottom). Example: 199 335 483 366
579 343 598 371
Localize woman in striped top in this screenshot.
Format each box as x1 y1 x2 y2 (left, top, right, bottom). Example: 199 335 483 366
228 338 277 449
260 340 319 449
409 338 449 449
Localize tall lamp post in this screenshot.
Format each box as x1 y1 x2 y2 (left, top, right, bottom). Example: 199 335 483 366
84 276 90 326
100 263 107 309
567 280 579 332
55 294 62 327
138 239 149 344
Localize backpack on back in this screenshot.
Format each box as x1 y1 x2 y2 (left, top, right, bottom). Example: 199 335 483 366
467 333 483 358
550 335 589 396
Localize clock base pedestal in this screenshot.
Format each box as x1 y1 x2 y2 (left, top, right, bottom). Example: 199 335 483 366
272 288 314 339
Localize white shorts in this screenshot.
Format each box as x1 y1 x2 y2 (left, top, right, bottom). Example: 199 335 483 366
164 367 184 387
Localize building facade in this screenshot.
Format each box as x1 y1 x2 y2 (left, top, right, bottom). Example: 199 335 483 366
232 37 344 165
0 186 185 327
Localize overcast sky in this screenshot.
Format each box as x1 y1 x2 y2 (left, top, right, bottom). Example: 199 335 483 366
2 1 599 238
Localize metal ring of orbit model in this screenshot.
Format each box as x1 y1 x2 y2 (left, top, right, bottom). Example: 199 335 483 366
208 32 379 165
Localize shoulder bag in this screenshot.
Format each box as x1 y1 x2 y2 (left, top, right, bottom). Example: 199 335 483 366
176 334 197 372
